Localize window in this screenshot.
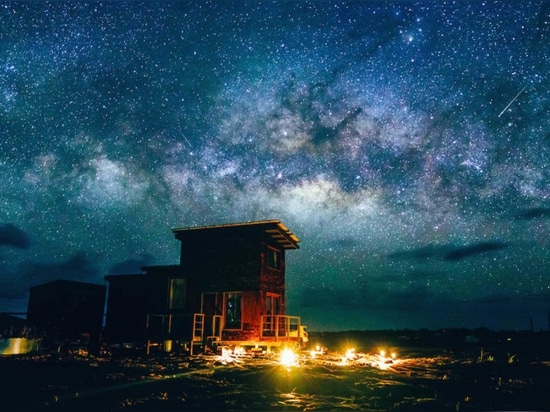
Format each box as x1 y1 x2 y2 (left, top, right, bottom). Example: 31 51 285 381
267 247 281 270
224 292 242 329
169 278 186 309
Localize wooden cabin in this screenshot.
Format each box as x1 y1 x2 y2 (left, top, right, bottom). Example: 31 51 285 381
27 280 106 348
104 219 306 353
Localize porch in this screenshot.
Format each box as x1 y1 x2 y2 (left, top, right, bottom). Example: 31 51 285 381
145 313 305 354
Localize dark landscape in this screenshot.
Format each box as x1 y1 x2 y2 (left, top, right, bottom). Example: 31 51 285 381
2 329 550 412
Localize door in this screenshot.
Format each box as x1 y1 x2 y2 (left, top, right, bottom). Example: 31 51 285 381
264 293 282 334
201 292 222 338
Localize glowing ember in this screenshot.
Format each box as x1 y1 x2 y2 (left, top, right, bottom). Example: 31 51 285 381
345 348 356 360
216 347 244 365
208 342 402 372
338 347 357 365
309 344 325 359
233 346 246 357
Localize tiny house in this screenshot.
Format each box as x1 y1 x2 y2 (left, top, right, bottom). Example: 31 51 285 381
104 219 307 353
27 279 106 348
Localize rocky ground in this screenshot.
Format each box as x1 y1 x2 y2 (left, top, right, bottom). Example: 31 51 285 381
1 329 549 411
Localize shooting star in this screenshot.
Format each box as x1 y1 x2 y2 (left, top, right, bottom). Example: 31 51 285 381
498 84 528 118
178 129 193 149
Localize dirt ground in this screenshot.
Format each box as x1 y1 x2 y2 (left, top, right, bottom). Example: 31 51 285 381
1 329 549 411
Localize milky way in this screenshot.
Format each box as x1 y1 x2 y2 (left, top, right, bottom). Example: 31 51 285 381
1 1 549 331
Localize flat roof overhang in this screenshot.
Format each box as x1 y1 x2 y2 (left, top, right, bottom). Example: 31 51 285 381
172 219 300 250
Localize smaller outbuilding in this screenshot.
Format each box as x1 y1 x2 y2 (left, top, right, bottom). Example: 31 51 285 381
27 279 106 349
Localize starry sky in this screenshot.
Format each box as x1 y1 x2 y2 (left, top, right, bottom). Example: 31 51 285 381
1 1 549 332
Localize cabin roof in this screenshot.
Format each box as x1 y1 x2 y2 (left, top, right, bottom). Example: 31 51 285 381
29 279 106 292
172 219 300 250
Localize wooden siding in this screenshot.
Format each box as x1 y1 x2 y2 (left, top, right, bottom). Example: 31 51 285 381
104 220 299 346
177 225 264 291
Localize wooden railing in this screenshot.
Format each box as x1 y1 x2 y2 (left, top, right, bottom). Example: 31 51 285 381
260 315 302 341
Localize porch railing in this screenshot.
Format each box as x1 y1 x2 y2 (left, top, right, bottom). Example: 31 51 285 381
146 313 303 353
260 315 301 341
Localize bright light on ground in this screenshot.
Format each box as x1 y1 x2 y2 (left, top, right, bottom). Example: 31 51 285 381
211 343 403 372
279 348 298 369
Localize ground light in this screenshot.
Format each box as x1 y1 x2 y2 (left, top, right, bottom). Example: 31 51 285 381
211 343 402 371
279 348 299 371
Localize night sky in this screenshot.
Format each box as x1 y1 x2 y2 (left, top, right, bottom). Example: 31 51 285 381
1 1 549 332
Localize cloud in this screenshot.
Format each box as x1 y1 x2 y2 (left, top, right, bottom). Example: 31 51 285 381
18 251 99 287
0 252 100 300
387 241 509 262
0 264 20 299
0 223 31 249
386 244 455 261
294 283 547 331
404 269 446 279
109 253 155 274
443 241 509 261
513 207 550 220
519 288 550 304
475 293 514 305
298 283 435 312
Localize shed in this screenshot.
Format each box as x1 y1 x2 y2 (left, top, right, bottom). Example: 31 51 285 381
27 279 106 347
